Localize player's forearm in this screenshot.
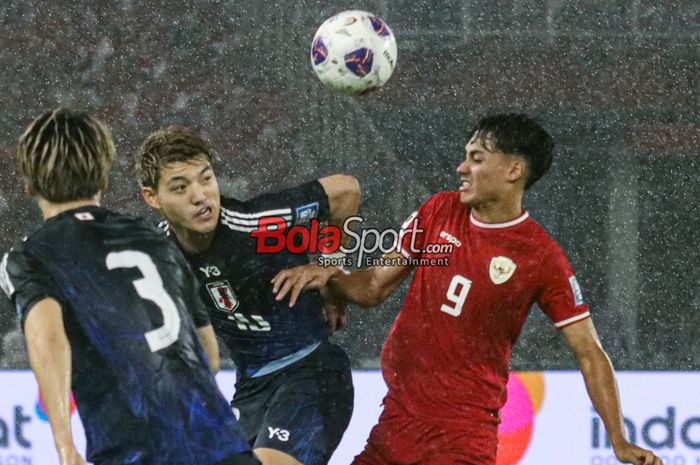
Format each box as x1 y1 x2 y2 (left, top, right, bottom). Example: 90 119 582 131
579 347 628 448
328 269 390 307
27 326 75 449
196 325 220 373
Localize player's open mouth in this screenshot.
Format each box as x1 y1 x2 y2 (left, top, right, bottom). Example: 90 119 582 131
195 207 213 219
459 180 471 191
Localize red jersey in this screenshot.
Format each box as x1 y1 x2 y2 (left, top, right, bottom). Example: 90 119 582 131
385 192 590 423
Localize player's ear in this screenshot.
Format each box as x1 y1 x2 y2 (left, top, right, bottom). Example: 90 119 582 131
506 159 526 184
141 186 161 209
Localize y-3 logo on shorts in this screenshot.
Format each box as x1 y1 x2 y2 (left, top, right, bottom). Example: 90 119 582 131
268 427 290 442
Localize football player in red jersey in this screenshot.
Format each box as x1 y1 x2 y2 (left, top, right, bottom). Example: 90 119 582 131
272 114 663 465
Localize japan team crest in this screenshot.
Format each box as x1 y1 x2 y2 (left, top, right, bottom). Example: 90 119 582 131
206 280 240 312
489 256 516 285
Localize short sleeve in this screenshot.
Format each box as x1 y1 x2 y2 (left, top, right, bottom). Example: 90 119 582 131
394 196 438 259
243 180 330 226
537 245 591 329
0 248 63 327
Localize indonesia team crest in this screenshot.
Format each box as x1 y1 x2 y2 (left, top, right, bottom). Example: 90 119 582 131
206 280 240 312
489 256 516 285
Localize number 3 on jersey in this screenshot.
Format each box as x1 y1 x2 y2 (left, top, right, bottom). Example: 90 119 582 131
106 251 181 352
440 274 472 317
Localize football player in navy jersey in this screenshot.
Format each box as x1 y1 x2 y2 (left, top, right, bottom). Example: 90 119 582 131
0 109 258 465
134 126 359 465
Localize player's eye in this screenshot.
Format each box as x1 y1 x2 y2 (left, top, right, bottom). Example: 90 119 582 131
171 184 186 193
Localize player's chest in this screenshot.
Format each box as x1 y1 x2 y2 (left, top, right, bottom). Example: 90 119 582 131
418 221 541 316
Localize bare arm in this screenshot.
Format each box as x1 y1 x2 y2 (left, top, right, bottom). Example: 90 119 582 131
24 298 85 465
272 251 414 307
317 175 360 329
318 175 360 232
196 324 220 374
563 319 662 465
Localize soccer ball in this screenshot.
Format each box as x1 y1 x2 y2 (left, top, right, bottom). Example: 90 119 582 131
310 10 398 95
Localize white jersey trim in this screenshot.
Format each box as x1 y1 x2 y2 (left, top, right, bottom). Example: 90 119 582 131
220 207 293 232
470 211 529 229
554 311 591 328
0 252 15 297
221 207 291 219
221 218 292 232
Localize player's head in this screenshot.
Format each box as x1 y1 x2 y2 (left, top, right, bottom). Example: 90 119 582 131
457 114 553 207
135 126 220 236
17 108 115 203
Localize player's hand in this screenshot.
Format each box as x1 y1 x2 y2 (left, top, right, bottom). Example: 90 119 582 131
613 441 663 465
322 298 347 332
271 264 340 307
56 443 87 465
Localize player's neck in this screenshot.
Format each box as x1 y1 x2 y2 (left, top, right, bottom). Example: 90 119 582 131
171 225 215 255
470 197 523 224
37 196 100 220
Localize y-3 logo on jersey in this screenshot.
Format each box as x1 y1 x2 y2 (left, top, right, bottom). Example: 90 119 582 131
268 427 290 442
199 265 221 278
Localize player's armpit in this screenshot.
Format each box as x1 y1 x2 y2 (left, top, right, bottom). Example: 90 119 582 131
196 324 220 373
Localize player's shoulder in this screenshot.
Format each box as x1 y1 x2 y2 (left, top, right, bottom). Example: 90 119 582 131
418 191 463 216
521 214 570 258
0 239 36 298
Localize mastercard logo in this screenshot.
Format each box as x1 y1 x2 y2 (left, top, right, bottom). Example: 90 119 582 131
496 372 545 465
36 391 77 422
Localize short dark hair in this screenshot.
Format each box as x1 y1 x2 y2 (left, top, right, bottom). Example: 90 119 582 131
134 126 214 189
469 113 554 190
17 108 115 202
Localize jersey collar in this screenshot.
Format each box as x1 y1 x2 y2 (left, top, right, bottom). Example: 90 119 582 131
469 211 529 229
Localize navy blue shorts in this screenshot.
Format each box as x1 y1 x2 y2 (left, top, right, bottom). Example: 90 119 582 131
232 341 354 465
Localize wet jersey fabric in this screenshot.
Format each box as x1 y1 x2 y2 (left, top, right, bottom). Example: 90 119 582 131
390 192 591 422
0 206 250 465
160 181 332 374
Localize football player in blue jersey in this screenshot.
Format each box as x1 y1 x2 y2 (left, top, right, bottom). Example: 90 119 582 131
134 126 359 465
0 109 258 465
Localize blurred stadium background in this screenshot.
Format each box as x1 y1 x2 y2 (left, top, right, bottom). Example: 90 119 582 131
0 0 697 375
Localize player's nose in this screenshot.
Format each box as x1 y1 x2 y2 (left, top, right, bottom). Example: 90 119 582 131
456 159 470 175
190 183 207 203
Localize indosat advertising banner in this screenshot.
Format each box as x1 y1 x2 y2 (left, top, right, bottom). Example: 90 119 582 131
0 371 698 465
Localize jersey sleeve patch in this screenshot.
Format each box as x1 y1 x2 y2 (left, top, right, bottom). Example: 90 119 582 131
294 202 319 225
569 275 584 306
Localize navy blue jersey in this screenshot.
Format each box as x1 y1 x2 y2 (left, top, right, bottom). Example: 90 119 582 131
160 181 331 373
0 206 250 465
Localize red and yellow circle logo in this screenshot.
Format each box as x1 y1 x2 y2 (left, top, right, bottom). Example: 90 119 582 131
496 372 545 465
